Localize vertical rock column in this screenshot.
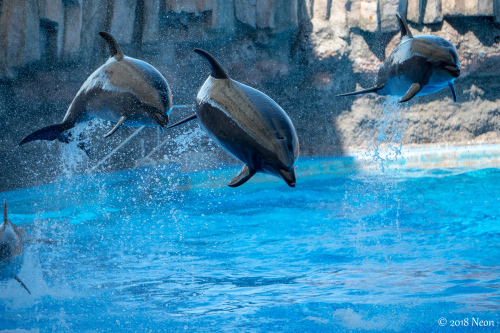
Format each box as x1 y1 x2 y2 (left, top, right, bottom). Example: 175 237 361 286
0 0 41 78
359 0 379 32
142 0 160 44
80 0 108 61
211 0 235 32
62 0 83 59
110 0 137 44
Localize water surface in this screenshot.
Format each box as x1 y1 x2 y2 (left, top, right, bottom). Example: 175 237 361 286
1 163 499 332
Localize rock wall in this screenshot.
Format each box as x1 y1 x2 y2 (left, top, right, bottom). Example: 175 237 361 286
1 0 499 77
1 0 500 192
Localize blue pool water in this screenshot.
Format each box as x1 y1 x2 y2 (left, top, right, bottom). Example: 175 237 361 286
1 161 499 332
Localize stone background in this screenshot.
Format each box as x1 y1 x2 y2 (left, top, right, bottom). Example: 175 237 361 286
1 0 500 191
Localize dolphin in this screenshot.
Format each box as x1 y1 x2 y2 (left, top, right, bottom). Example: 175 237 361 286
0 200 31 294
337 13 460 103
168 49 299 187
20 32 172 146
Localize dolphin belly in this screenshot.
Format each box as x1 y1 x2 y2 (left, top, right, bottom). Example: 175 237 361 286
196 102 276 172
83 90 160 127
87 107 155 127
418 72 453 96
383 75 415 97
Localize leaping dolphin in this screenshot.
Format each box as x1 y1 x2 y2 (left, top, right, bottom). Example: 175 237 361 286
168 49 299 187
337 13 460 103
20 32 172 146
0 200 30 294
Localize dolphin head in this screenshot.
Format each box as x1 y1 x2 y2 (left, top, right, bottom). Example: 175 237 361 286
151 110 169 128
414 36 460 80
0 224 18 263
434 42 460 80
0 201 22 263
263 162 297 187
261 138 299 187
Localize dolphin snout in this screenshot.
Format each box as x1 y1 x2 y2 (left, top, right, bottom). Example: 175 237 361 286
152 112 169 127
278 168 296 188
445 65 460 78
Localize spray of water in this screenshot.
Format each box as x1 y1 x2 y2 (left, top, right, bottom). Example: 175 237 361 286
361 97 408 171
59 122 91 177
170 126 206 158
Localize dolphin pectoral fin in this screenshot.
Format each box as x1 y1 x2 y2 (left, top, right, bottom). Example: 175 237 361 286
194 49 230 79
396 12 413 39
166 114 198 130
13 274 31 295
278 168 296 188
228 165 256 187
103 116 128 138
336 86 384 98
399 83 422 103
99 32 124 60
19 123 69 146
449 82 457 102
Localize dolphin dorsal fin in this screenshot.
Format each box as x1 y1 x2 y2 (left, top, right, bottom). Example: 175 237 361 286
194 49 229 80
99 32 124 61
396 12 413 39
3 200 7 223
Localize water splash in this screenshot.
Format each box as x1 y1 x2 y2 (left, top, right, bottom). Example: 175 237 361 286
170 126 207 158
361 97 408 171
59 122 91 177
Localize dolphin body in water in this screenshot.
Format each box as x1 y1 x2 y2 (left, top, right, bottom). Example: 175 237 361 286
337 13 460 103
0 201 31 294
169 49 299 187
20 32 172 146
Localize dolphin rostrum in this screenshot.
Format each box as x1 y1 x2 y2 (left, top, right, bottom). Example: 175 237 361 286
337 13 460 103
168 49 299 187
20 32 172 146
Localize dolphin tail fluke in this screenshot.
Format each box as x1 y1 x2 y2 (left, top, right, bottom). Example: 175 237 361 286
336 86 384 98
99 32 124 61
278 168 296 188
166 114 198 130
396 12 413 39
449 82 457 102
228 165 256 187
13 274 31 295
19 124 68 146
399 83 422 103
194 49 230 80
103 116 128 138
